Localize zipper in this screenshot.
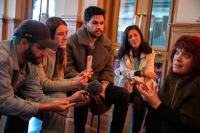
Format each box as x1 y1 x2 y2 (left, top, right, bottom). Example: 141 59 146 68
170 78 179 109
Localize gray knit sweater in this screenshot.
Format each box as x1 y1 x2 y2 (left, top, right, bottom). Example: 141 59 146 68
38 49 73 92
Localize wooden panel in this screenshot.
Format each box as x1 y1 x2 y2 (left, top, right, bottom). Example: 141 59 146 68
136 0 152 41
169 23 200 50
113 46 119 57
1 18 21 40
0 18 3 41
154 51 168 62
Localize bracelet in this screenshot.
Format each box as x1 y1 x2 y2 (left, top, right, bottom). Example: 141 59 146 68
134 70 142 77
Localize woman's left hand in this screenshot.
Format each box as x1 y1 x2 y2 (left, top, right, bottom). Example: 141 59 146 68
136 81 161 109
144 71 158 81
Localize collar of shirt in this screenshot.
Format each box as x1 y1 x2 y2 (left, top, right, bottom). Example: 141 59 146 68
11 41 30 75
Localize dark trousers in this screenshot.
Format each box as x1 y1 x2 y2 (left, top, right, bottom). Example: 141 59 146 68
73 85 130 133
129 85 147 133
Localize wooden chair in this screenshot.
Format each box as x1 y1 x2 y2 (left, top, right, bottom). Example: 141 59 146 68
90 114 101 133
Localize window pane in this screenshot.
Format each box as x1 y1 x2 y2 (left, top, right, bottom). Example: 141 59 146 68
148 0 171 47
32 0 41 21
49 0 56 17
41 0 47 14
116 0 135 43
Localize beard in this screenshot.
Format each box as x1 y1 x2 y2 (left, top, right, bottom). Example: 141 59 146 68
87 25 102 38
24 46 42 65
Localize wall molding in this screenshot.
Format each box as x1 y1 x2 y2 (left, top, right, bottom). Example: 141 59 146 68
61 15 83 22
196 17 200 23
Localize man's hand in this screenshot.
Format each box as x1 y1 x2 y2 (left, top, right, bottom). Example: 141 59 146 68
38 100 76 112
71 72 88 89
144 71 158 81
67 90 90 107
93 81 108 104
136 81 161 109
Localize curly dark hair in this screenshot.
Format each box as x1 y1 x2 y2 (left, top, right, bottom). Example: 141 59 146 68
118 25 152 61
84 6 105 22
169 35 200 83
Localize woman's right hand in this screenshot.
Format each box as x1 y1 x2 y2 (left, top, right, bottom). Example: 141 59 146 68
136 81 161 109
71 72 88 89
144 71 158 81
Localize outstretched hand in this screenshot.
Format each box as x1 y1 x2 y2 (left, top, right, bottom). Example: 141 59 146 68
136 81 161 109
39 100 76 112
71 72 88 89
68 90 90 107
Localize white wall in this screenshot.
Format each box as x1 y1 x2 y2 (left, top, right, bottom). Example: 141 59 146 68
64 0 79 16
82 0 97 18
0 0 5 17
55 0 98 20
176 0 200 23
55 0 65 17
4 0 16 18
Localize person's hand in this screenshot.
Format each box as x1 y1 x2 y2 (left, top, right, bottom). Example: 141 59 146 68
67 90 90 107
136 81 161 109
84 68 93 79
130 78 136 85
39 100 76 112
93 95 103 104
71 72 88 89
93 81 108 104
144 71 158 81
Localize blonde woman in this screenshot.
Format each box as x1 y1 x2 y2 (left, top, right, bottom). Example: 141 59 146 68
38 17 92 133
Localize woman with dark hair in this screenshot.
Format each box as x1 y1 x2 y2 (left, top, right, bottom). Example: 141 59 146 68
37 17 92 133
115 25 158 133
137 35 200 133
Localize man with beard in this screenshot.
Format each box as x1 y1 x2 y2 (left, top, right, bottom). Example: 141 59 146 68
0 19 89 133
65 6 130 133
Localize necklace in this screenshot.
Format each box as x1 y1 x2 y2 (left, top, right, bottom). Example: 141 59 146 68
170 78 179 109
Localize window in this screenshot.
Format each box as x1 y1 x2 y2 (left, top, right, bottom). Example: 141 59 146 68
32 0 56 23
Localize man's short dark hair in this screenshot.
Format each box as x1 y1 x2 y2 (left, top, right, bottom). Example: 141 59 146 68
84 6 105 22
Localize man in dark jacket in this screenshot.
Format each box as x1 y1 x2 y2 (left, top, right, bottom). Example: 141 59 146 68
65 6 130 133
